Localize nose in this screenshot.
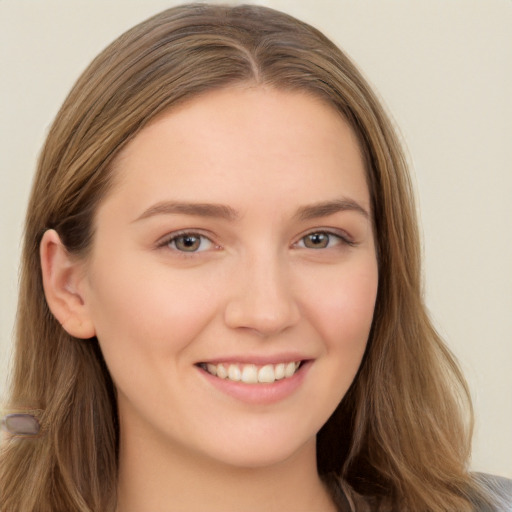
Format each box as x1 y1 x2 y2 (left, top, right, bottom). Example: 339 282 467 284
223 253 301 337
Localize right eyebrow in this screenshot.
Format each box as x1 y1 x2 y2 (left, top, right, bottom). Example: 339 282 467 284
132 201 239 223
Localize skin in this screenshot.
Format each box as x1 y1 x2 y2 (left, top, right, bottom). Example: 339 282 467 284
41 85 378 511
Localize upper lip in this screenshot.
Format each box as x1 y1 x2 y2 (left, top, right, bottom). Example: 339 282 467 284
196 353 312 366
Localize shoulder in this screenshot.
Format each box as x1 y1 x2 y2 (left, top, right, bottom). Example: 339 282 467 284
474 473 512 512
323 472 512 511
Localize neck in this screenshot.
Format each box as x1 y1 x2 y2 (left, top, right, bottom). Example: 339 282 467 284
116 422 336 512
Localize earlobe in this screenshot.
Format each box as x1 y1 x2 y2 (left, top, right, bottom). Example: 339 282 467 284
40 229 96 339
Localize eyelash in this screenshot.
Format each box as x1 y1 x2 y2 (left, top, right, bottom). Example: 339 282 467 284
158 228 354 255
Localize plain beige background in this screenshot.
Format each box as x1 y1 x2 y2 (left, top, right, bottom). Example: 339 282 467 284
1 0 510 478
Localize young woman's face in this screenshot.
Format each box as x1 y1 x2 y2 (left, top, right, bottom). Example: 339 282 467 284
81 86 378 468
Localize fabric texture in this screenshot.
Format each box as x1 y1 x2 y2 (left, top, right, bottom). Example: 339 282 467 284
476 473 512 512
324 472 512 511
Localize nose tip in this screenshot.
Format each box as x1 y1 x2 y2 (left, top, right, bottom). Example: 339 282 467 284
223 267 300 337
224 302 299 337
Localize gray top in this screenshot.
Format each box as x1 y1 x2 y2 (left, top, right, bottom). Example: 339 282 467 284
325 472 512 511
477 473 512 512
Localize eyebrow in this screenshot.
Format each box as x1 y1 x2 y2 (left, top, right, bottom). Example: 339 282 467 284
133 201 239 222
133 198 369 223
294 199 370 221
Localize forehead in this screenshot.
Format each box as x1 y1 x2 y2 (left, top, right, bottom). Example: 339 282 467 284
105 86 370 217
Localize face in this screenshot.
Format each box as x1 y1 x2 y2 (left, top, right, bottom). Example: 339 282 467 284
80 86 378 469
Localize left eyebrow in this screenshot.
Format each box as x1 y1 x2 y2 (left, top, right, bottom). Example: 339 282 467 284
294 199 370 221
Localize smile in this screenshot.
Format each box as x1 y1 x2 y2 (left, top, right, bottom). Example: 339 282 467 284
198 361 302 384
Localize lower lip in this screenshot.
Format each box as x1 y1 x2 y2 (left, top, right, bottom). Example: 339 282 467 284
197 361 311 405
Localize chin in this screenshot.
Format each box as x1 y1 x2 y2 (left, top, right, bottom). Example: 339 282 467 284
195 428 318 470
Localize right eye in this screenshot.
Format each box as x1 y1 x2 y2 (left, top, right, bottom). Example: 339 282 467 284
164 232 215 253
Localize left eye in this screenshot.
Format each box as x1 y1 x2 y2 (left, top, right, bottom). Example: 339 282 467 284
166 233 214 253
297 232 343 249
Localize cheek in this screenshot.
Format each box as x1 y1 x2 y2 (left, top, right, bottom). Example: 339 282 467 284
85 260 219 363
294 259 378 427
304 260 378 355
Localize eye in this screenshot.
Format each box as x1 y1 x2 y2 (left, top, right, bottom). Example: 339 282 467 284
297 231 348 249
165 232 215 253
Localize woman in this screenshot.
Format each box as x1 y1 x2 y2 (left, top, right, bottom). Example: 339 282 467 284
0 3 510 511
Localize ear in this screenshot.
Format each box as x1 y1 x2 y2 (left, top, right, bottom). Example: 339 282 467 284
40 229 96 339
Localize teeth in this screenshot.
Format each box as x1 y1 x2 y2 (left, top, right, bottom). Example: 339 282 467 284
258 364 275 383
216 364 228 379
228 364 241 381
202 361 302 383
285 362 297 378
275 363 285 380
241 364 258 384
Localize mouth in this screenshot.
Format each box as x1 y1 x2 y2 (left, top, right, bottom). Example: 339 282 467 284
197 361 304 384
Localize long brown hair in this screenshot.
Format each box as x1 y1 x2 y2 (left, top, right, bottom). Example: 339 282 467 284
0 4 491 511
